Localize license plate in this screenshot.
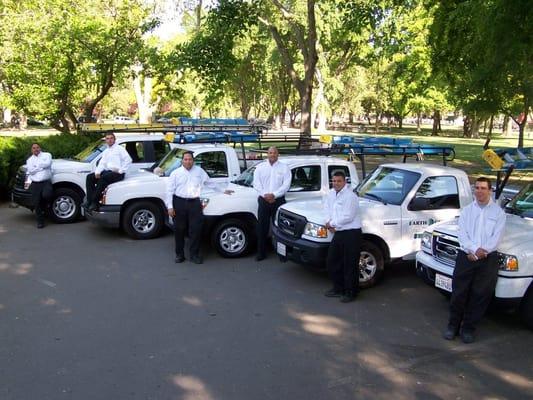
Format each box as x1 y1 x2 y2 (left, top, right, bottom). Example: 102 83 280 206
435 273 452 292
276 242 286 256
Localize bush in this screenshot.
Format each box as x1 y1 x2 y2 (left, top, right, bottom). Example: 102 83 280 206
0 133 100 200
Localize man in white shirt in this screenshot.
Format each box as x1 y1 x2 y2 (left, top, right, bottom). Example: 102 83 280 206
444 177 506 343
252 146 291 261
85 133 132 211
324 171 362 303
24 143 53 228
166 151 231 264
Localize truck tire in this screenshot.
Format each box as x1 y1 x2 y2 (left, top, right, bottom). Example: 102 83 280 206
211 218 254 258
359 241 385 289
123 201 164 240
520 286 533 330
49 188 82 224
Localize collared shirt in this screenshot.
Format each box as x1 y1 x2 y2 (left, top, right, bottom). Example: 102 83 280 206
95 143 132 175
324 184 361 231
252 160 291 199
458 198 506 254
165 165 220 209
25 152 52 182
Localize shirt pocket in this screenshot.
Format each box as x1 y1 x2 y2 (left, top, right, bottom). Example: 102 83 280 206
485 216 499 234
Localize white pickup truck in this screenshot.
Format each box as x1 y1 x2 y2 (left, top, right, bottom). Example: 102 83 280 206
416 183 533 329
12 135 172 223
85 145 360 259
272 163 473 288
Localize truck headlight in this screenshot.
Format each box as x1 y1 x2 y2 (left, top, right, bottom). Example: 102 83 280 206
421 231 432 252
303 222 328 238
200 197 209 209
497 253 518 271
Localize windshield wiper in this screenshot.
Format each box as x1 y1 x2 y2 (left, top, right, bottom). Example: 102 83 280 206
363 192 388 205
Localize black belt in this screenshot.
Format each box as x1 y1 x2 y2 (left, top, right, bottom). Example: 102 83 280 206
174 195 199 202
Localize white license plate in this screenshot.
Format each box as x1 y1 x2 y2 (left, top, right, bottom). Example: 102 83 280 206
435 273 452 292
276 242 287 256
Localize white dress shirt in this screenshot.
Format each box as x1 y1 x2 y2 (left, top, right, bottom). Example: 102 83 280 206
252 160 291 198
324 184 361 231
95 143 132 175
165 165 220 209
458 199 506 254
25 152 52 182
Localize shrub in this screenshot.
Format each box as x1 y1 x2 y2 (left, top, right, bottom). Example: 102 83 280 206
0 133 100 199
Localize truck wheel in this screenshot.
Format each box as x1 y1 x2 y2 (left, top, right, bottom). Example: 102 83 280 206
49 188 82 223
520 286 533 330
123 201 164 240
211 218 253 258
358 241 385 289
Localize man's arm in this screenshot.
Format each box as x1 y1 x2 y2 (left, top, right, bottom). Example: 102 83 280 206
252 165 265 196
38 153 52 170
481 209 506 254
331 193 358 228
273 165 292 199
166 172 177 217
118 147 132 174
457 208 478 255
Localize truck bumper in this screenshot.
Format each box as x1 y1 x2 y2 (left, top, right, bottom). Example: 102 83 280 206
415 251 529 306
11 187 34 209
271 224 329 269
85 205 121 228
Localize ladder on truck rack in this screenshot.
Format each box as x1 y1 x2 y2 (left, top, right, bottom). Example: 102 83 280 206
482 147 533 199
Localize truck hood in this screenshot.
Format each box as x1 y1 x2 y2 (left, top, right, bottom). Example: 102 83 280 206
114 170 160 185
52 159 91 173
201 182 249 197
279 197 395 225
429 214 533 255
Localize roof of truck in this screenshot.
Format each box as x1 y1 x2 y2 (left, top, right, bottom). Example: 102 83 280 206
380 162 467 176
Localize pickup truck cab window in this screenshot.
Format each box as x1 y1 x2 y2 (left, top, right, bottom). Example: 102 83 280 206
505 184 533 218
233 166 255 187
195 151 229 178
290 165 321 192
73 140 106 162
409 176 460 211
358 167 420 205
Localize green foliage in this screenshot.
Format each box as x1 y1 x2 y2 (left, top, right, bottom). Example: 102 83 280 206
0 134 98 196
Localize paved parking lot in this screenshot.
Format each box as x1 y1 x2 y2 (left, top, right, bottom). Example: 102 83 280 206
1 204 532 400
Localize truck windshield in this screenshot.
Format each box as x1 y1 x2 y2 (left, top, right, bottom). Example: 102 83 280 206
157 148 190 177
505 184 533 218
233 166 256 187
73 140 106 162
357 167 420 205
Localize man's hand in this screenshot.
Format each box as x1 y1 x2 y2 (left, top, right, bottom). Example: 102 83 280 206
111 167 120 173
223 190 234 195
475 248 488 259
263 193 275 203
95 173 101 179
168 208 176 218
325 222 335 233
467 253 478 262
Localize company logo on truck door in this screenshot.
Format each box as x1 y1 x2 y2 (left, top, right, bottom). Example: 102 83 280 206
409 220 428 226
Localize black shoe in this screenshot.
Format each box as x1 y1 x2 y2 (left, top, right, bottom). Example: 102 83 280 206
340 291 357 303
191 255 203 264
255 254 266 262
324 288 343 298
175 255 185 263
443 325 459 341
37 222 44 229
460 331 475 344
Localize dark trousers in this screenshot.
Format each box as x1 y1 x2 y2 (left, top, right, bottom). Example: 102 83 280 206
327 228 362 294
173 196 204 258
86 171 125 205
449 250 499 332
30 180 53 223
257 196 286 256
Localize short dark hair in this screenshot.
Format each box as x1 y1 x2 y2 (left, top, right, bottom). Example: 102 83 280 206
475 176 492 188
104 133 116 139
183 151 194 159
332 170 346 179
31 142 41 147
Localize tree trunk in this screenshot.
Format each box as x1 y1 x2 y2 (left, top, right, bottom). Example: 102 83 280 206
416 112 421 133
502 114 511 136
133 73 154 124
470 117 481 139
463 115 471 137
431 109 440 136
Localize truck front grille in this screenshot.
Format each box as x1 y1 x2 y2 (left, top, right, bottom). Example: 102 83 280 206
14 167 27 188
277 209 307 238
433 232 460 267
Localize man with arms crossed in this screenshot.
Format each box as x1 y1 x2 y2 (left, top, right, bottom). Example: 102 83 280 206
25 143 53 228
444 177 506 343
85 133 132 211
252 146 291 261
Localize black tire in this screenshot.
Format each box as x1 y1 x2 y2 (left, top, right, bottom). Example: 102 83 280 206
49 188 82 223
520 286 533 330
358 240 385 289
211 218 254 258
122 201 164 240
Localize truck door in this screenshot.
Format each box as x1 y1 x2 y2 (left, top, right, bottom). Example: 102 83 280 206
193 150 232 184
286 165 323 202
402 175 462 256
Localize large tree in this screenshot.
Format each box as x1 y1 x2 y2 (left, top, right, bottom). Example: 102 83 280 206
0 0 156 132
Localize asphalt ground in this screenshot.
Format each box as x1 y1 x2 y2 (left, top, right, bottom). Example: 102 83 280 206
1 204 532 400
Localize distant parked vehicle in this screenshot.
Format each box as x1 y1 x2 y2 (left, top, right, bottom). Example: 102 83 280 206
110 116 136 124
